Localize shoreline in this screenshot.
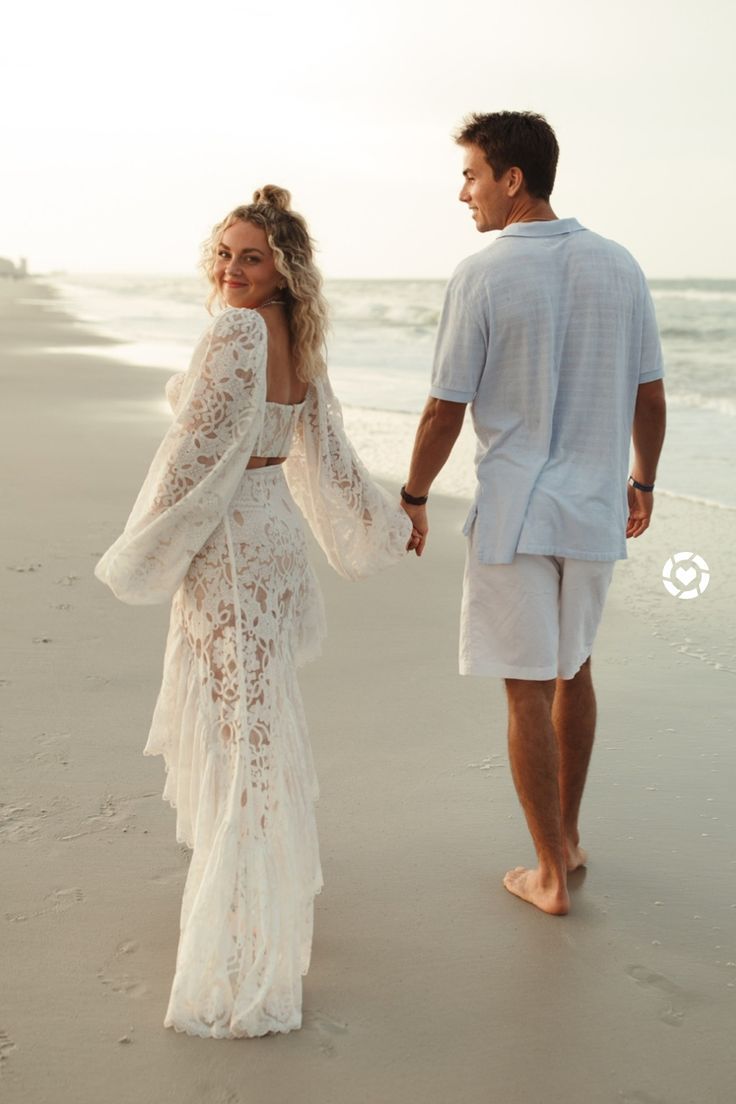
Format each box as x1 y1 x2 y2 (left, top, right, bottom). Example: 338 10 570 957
42 271 736 512
1 278 734 1104
30 277 736 675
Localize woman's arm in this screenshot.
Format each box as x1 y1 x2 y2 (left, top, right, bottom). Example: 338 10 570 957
95 309 267 603
284 375 412 579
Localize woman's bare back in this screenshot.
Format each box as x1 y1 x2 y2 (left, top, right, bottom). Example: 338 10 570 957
247 306 307 468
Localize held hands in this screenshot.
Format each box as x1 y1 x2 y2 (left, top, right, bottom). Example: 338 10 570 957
626 484 654 538
401 502 428 557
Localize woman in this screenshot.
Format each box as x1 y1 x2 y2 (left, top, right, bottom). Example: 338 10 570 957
95 186 414 1038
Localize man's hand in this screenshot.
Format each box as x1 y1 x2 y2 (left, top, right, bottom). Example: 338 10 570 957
626 485 654 538
401 502 428 556
400 396 467 559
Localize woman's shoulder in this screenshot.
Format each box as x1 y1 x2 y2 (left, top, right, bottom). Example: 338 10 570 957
206 307 268 343
186 309 268 392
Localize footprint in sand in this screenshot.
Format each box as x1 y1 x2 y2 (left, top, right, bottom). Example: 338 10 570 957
1 796 71 844
626 965 695 1027
59 791 158 842
0 802 48 843
0 803 35 843
51 603 73 612
30 732 70 767
5 887 85 923
98 939 149 999
47 887 85 914
6 563 42 573
467 755 506 775
84 674 110 690
59 797 125 840
56 575 80 587
0 1030 18 1071
619 1091 668 1104
302 1009 348 1056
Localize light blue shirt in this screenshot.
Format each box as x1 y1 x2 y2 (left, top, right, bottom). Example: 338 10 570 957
430 219 664 564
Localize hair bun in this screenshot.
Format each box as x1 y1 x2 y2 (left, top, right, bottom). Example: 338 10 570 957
252 185 292 211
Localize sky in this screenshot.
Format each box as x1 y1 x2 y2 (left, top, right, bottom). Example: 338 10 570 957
2 0 734 279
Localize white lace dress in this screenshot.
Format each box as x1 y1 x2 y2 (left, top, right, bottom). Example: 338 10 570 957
95 308 411 1038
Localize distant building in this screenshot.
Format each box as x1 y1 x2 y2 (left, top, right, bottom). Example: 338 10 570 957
0 257 28 278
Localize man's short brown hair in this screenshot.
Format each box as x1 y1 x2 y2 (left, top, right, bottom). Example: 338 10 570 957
455 111 559 201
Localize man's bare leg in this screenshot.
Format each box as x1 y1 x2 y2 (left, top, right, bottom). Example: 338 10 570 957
503 678 569 915
553 657 596 872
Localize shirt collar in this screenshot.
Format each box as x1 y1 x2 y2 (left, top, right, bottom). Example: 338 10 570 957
496 217 585 240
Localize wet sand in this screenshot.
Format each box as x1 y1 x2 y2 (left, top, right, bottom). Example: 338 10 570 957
1 279 734 1104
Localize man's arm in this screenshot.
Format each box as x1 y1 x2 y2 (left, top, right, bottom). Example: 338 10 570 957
627 378 666 538
401 396 467 556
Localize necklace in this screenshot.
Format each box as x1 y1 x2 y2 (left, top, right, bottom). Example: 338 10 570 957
258 295 286 309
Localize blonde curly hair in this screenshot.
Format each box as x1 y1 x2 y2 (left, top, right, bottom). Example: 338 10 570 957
201 185 328 382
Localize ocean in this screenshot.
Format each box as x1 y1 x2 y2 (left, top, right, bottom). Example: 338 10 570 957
45 272 736 510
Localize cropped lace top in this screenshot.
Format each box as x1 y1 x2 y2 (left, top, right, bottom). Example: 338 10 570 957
96 310 411 603
252 399 305 458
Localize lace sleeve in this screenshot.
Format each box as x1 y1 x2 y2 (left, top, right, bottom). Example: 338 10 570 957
165 370 186 413
95 309 267 604
283 374 411 580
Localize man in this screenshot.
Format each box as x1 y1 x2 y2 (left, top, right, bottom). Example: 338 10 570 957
400 111 666 915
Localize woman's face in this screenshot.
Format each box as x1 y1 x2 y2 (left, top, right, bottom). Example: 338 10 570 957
213 220 283 308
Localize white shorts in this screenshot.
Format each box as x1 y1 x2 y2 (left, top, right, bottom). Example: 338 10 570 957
459 533 615 681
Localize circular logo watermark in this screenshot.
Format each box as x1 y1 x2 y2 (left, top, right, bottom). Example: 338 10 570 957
662 552 710 600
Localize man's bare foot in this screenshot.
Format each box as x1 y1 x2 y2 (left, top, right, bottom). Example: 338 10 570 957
565 841 588 872
503 866 570 915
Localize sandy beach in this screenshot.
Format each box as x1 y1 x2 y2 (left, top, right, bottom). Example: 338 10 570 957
1 279 734 1104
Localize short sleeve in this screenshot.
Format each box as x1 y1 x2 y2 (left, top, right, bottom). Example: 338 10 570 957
638 274 665 385
429 263 488 403
95 309 266 604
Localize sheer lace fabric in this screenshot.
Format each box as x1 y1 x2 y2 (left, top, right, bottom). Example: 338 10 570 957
148 465 325 1037
252 399 305 458
95 310 268 604
284 375 412 580
95 307 411 1038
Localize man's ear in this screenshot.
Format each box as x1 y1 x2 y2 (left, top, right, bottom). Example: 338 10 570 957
507 167 524 197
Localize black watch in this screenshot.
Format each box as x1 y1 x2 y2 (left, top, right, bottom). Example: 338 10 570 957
400 484 428 506
628 476 655 492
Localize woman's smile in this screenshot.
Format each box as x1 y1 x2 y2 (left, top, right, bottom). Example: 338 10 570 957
214 221 283 308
